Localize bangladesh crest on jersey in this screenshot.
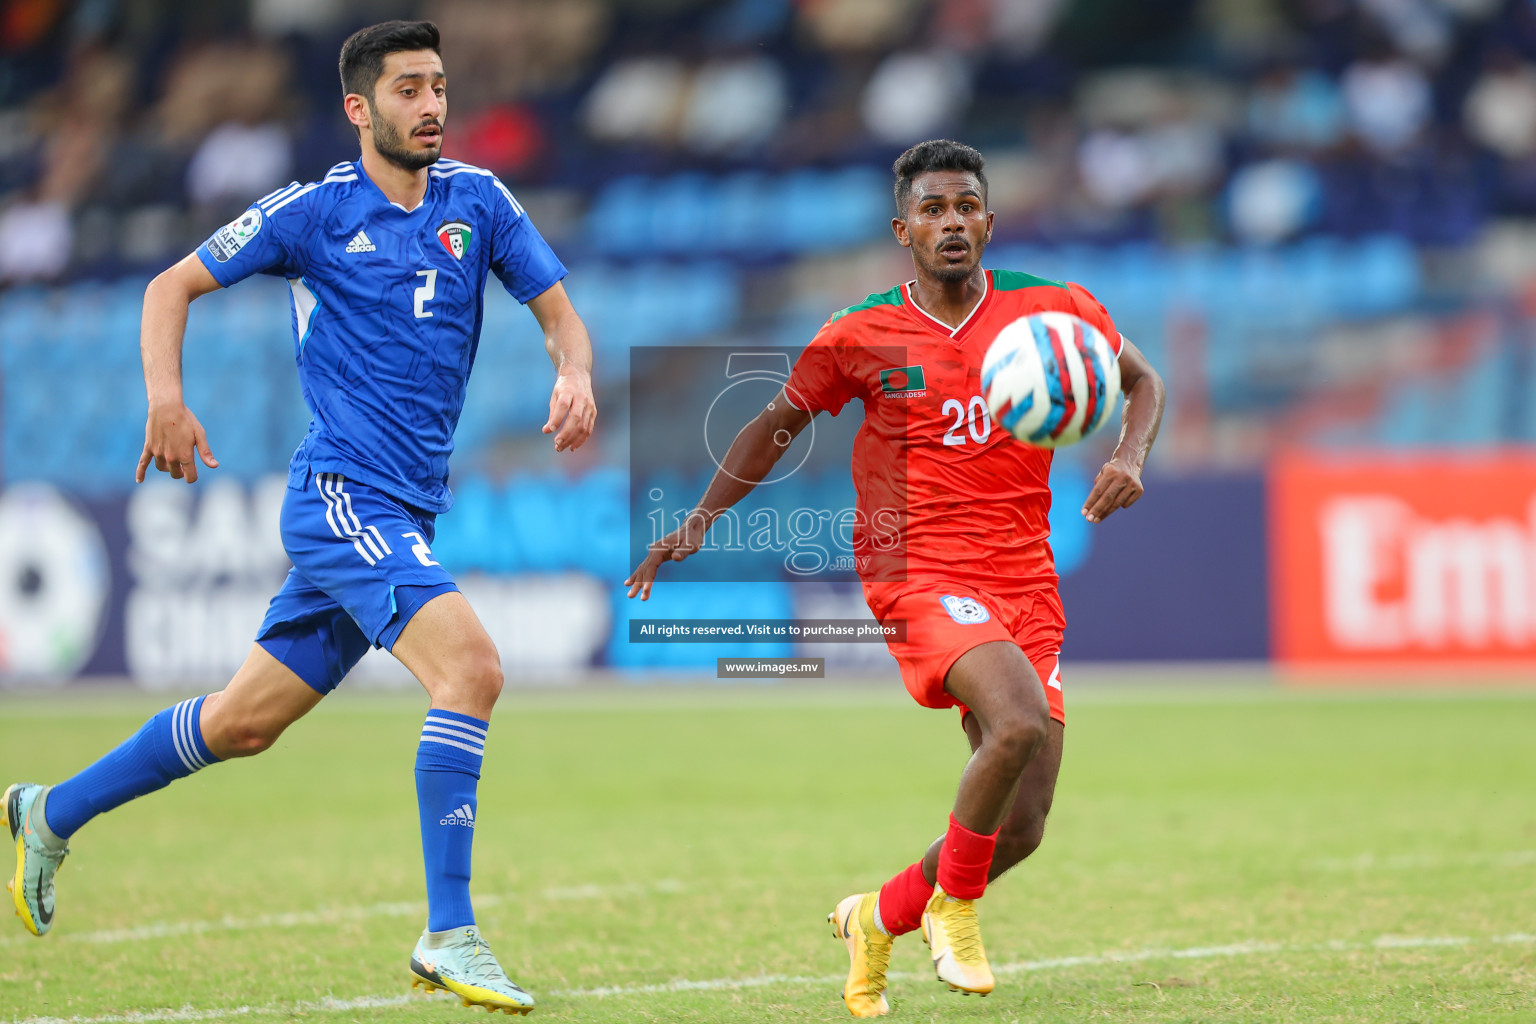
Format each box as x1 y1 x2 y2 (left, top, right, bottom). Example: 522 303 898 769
437 220 472 260
880 365 926 394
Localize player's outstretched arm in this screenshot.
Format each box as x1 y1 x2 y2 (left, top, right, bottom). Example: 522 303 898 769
1082 338 1165 524
528 282 597 453
136 252 224 484
625 390 812 600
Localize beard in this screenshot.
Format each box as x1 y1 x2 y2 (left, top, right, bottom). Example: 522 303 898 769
371 106 442 171
916 244 984 284
927 260 975 283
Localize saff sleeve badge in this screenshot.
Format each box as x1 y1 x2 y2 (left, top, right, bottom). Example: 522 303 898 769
436 220 472 260
208 208 263 262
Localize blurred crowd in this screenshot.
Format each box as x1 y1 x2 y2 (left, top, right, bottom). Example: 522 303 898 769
4 0 1536 282
6 0 1536 474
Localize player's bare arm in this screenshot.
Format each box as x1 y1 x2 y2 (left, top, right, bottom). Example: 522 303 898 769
136 252 223 484
527 281 596 452
1082 338 1165 524
624 388 811 600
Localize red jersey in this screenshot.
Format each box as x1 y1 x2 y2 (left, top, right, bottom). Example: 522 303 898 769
784 268 1124 592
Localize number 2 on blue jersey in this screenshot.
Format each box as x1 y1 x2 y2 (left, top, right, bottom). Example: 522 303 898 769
414 269 437 319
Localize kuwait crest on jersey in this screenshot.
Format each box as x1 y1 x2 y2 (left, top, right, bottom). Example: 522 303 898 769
437 220 472 260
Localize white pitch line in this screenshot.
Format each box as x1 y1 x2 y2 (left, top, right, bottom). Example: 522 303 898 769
550 933 1533 999
0 899 476 948
1310 849 1536 872
57 900 433 946
9 932 1533 1023
11 995 412 1024
1373 934 1469 949
551 971 838 999
0 881 684 948
983 939 1285 977
543 879 683 901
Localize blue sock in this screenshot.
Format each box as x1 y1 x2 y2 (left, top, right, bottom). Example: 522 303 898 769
43 696 220 840
416 709 487 932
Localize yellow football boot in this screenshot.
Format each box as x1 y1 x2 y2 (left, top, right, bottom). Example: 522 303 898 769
828 892 893 1016
920 888 994 995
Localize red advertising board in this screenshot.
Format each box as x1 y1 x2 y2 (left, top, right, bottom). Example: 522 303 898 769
1271 451 1536 667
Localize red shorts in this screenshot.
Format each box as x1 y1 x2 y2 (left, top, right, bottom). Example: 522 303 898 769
864 580 1066 724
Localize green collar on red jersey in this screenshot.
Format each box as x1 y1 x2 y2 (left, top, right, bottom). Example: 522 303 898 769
829 284 904 322
992 269 1067 291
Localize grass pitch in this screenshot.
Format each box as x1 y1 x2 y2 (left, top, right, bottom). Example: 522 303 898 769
1 680 1533 1023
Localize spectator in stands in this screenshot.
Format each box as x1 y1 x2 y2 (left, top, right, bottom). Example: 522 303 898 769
861 50 971 144
0 194 71 283
0 0 1531 273
177 45 295 218
583 55 689 147
1341 47 1432 156
681 54 788 154
1464 49 1536 159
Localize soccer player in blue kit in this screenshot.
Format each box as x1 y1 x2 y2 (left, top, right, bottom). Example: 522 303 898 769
3 21 592 1015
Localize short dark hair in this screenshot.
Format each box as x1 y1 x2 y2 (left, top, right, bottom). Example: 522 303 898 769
338 20 441 101
893 139 987 215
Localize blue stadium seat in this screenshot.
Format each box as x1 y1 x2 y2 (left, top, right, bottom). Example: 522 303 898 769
714 172 773 253
587 176 652 255
1101 244 1164 314
1374 349 1507 447
650 173 715 255
1447 348 1508 445
1345 236 1420 315
588 169 887 259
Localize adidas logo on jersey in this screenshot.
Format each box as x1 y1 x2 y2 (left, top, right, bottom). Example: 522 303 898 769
345 230 376 254
440 803 475 827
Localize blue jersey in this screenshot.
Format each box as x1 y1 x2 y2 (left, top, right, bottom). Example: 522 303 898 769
196 158 567 513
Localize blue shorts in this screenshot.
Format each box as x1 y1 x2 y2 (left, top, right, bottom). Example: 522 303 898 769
256 470 458 695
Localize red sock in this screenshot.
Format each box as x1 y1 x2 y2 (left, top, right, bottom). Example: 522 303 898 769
875 862 932 936
936 814 998 900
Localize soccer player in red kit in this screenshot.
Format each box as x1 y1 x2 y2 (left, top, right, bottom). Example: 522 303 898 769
626 139 1165 1015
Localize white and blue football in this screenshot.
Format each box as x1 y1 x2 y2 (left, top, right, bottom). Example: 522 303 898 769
981 312 1121 448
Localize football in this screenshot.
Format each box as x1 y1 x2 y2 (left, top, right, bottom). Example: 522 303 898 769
981 311 1121 448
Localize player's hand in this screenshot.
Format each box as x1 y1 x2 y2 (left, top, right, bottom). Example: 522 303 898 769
136 401 218 484
544 369 595 452
1082 455 1143 523
624 512 709 601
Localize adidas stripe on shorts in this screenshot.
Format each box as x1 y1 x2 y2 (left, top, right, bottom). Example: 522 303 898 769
256 469 458 694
